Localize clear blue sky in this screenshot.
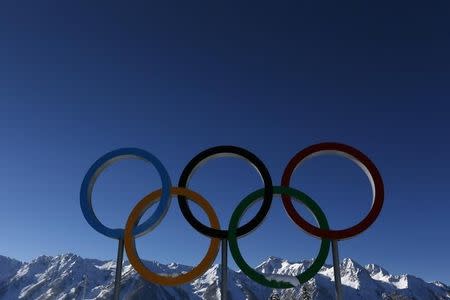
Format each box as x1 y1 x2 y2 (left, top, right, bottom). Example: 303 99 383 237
0 1 449 284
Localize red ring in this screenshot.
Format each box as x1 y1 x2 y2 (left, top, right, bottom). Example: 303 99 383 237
281 142 384 240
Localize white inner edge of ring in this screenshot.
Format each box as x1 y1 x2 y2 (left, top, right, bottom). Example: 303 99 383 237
185 153 265 230
87 155 162 232
187 153 263 182
293 150 376 206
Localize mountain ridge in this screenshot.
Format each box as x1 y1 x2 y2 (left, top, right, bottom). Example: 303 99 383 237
0 253 448 299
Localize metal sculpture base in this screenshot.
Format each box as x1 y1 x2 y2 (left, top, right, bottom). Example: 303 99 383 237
113 238 125 300
332 240 343 300
221 239 228 300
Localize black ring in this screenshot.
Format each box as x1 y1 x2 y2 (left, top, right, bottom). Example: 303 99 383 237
178 146 273 239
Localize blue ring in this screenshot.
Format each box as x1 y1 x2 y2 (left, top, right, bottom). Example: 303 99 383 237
80 148 172 240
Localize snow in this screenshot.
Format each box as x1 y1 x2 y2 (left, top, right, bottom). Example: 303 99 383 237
0 253 448 300
266 274 301 287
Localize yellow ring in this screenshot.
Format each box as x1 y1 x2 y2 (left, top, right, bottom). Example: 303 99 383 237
124 187 221 285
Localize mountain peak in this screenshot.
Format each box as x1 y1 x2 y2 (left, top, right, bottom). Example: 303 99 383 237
265 256 285 263
0 255 22 264
58 252 80 259
339 258 374 290
255 256 287 274
433 281 450 289
0 255 23 282
365 263 390 276
341 257 363 270
31 254 53 264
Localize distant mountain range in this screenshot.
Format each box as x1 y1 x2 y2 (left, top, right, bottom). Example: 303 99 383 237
0 253 448 299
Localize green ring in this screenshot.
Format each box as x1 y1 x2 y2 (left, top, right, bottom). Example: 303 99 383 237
228 186 330 289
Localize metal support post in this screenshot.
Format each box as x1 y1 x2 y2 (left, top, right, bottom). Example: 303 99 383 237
113 238 125 300
332 240 343 300
221 239 228 300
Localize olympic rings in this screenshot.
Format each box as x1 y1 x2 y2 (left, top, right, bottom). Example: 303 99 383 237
124 187 220 285
228 186 330 289
80 143 384 289
281 142 384 240
80 148 172 239
178 146 273 239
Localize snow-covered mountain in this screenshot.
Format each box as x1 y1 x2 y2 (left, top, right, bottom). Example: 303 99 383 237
0 253 448 299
